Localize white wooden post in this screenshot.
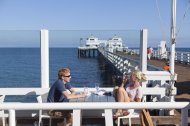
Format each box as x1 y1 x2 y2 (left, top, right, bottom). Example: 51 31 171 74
40 29 49 88
9 109 16 126
188 53 190 64
181 53 183 63
105 109 113 126
73 109 81 126
170 0 176 75
169 0 177 115
140 29 148 88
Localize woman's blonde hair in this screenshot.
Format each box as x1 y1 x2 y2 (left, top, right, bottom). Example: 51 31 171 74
132 70 147 82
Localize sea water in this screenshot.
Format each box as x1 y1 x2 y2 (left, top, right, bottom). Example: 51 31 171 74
0 48 113 88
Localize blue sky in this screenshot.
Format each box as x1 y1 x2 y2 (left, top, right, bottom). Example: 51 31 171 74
0 0 189 47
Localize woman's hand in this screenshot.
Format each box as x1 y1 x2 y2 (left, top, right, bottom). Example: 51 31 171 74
128 93 134 102
128 93 132 98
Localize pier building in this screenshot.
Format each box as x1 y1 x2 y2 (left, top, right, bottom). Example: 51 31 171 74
78 35 127 58
78 36 100 57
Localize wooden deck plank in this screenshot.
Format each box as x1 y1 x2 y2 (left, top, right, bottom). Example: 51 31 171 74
14 115 182 126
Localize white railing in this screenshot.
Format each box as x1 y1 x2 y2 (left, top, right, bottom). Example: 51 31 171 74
175 51 190 63
152 50 190 64
0 102 189 126
99 49 161 73
130 48 190 64
0 87 167 126
0 87 166 126
98 49 176 81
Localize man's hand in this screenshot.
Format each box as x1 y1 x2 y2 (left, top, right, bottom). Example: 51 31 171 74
79 92 87 97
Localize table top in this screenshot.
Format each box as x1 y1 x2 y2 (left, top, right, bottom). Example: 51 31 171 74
70 91 115 102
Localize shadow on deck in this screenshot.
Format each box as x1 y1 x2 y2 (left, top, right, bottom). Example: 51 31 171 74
6 115 181 126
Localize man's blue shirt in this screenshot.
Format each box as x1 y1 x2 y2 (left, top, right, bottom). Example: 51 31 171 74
47 79 72 102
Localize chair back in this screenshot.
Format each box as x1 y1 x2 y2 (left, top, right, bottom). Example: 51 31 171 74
0 95 6 126
37 96 42 103
0 95 5 103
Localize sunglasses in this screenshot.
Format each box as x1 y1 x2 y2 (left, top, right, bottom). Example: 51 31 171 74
64 75 71 78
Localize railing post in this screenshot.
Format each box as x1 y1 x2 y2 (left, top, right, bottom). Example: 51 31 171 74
181 53 183 63
140 29 148 88
9 109 16 126
73 109 81 126
187 53 190 64
139 29 148 73
105 109 113 126
40 29 49 88
181 107 188 126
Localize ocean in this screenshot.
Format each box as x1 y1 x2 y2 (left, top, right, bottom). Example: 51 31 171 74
175 48 190 52
0 48 113 88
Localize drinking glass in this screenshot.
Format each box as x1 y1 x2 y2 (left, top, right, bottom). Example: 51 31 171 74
34 121 40 126
95 83 100 92
84 86 89 94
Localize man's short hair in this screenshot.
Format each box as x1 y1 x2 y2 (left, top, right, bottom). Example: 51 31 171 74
58 68 70 79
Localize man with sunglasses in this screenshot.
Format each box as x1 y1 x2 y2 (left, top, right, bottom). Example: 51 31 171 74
47 68 86 126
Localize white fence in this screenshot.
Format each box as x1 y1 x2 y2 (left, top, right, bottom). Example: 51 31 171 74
128 48 190 64
175 51 190 63
0 88 189 126
152 50 190 64
0 102 189 126
98 49 176 86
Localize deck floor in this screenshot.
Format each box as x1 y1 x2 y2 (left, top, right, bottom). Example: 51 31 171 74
1 116 181 126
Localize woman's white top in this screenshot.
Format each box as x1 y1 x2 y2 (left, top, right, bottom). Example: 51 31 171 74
126 84 143 101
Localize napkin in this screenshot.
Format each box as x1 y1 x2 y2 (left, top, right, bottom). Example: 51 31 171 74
93 89 106 96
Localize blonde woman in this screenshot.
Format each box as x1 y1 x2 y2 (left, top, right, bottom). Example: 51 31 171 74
113 70 146 117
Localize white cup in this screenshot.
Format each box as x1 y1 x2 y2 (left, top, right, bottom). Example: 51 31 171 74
34 121 39 126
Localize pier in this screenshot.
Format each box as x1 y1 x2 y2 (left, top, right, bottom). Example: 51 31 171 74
0 29 190 126
78 47 99 58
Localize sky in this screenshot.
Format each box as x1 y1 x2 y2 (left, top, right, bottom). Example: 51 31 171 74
0 0 189 47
